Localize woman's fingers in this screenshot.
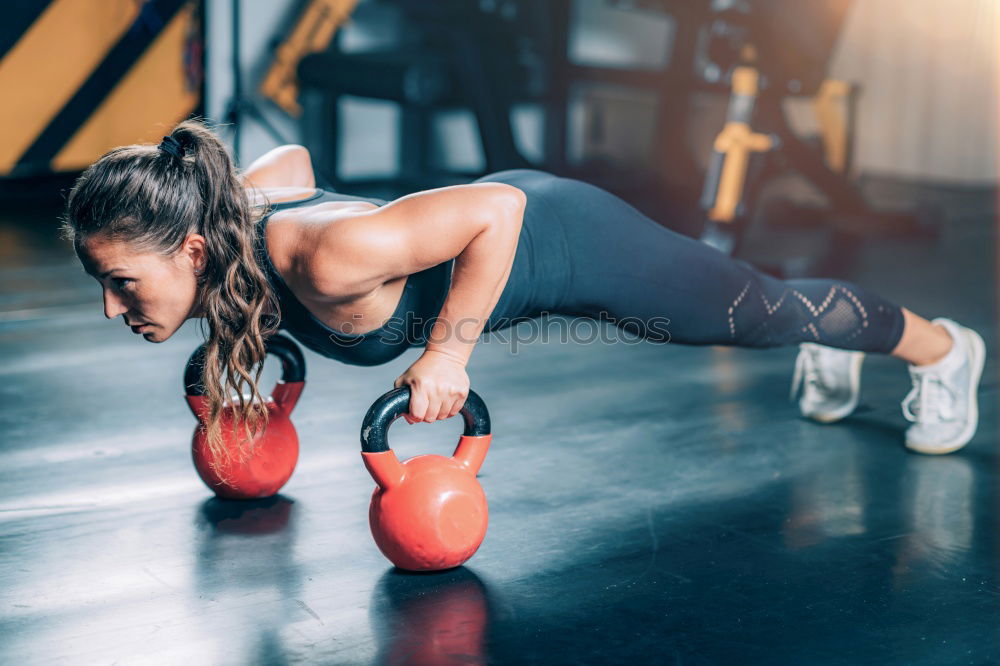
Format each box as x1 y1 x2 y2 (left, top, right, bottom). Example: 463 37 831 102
435 396 454 422
394 353 470 424
419 389 468 422
408 385 430 422
397 382 468 424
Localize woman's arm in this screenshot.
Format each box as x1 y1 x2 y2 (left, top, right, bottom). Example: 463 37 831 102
312 181 527 422
240 144 316 189
314 183 526 305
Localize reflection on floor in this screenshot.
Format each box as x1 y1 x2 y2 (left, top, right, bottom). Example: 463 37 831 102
1 180 996 664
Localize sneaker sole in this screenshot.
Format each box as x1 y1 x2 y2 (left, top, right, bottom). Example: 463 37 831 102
804 352 865 423
906 327 986 455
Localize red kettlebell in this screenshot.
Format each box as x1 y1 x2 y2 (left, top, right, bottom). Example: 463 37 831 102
361 386 492 572
184 334 306 500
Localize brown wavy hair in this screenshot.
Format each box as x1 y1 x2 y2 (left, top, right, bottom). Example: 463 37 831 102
60 119 279 469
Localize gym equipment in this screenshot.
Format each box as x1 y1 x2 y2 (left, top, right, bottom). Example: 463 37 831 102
692 0 931 271
184 334 306 500
298 0 537 192
259 0 358 118
360 386 492 572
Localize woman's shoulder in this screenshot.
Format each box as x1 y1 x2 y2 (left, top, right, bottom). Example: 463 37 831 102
259 192 381 304
252 185 377 273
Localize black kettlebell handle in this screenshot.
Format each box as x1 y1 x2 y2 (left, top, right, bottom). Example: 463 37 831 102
361 387 490 453
184 334 306 396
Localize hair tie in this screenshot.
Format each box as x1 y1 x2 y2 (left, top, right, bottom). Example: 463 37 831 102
158 135 185 162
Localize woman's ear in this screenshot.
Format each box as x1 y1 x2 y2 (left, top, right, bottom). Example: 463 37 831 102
181 232 207 274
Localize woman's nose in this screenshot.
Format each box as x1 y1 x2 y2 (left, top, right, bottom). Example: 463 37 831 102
103 289 128 320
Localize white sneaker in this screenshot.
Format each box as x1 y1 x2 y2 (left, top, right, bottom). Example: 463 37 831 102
791 342 865 423
903 318 986 455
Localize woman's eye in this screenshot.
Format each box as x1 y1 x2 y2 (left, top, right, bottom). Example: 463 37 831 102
112 278 134 290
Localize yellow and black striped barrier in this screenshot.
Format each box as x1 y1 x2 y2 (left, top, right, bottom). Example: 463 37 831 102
0 0 203 178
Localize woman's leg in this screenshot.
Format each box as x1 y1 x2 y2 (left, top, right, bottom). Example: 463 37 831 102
539 174 909 355
476 169 956 366
476 169 983 452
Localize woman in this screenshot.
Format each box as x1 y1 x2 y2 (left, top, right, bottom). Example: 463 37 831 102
62 120 985 460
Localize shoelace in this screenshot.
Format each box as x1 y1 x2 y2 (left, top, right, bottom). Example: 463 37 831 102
790 346 828 401
901 372 957 424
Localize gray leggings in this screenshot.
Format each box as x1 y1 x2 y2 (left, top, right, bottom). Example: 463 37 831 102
475 169 905 353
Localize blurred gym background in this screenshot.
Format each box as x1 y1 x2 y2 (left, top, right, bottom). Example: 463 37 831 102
1 0 996 281
1 4 997 663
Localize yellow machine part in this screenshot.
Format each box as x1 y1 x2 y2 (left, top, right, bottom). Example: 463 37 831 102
259 0 358 117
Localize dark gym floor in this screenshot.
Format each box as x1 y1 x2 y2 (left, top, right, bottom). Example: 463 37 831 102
1 179 997 664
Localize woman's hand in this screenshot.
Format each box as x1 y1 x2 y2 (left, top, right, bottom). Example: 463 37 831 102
393 350 470 424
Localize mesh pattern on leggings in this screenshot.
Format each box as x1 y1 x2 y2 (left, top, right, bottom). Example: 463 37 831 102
727 275 905 353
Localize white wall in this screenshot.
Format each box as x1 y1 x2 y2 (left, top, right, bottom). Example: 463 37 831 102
830 0 999 184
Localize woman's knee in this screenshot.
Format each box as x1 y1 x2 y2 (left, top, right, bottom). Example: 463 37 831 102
726 269 804 347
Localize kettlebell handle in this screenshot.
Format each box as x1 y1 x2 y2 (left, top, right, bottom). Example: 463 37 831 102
184 334 306 397
360 386 490 453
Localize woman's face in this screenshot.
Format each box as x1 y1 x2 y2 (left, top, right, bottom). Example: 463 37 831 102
78 233 206 343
